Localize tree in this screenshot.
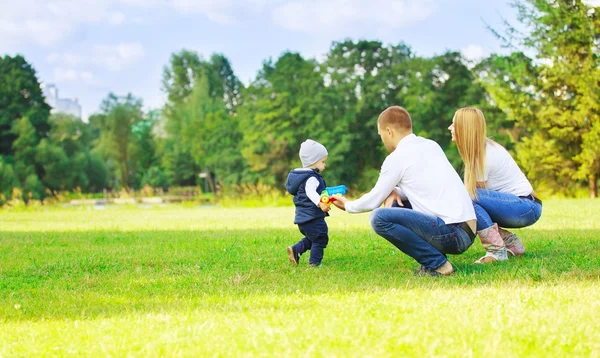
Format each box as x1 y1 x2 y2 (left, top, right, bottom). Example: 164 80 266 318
130 115 157 189
189 76 247 187
161 50 246 188
35 138 70 191
93 93 144 189
208 54 243 115
162 50 205 105
239 52 324 186
12 117 45 200
320 40 414 189
489 0 600 197
398 52 512 168
37 113 108 192
12 117 39 186
0 55 50 157
0 157 17 203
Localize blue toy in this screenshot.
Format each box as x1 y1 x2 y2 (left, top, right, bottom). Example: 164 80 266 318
320 185 347 205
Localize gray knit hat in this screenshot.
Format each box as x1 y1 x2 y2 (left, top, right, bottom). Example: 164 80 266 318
299 139 328 167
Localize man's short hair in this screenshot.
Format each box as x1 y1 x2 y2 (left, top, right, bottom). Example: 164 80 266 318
377 106 412 132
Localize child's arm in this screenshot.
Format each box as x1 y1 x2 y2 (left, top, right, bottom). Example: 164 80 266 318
306 177 330 212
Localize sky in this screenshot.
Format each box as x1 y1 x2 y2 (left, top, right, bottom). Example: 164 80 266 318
1 0 527 120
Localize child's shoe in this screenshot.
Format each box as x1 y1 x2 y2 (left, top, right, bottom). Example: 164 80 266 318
287 246 299 266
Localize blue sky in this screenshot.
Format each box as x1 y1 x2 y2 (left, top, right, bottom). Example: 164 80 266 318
1 0 522 120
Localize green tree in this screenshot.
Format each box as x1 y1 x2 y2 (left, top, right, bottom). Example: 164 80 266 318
489 0 600 197
93 93 144 189
12 117 39 186
186 76 247 188
320 40 432 189
35 138 70 191
130 116 157 189
161 50 246 188
37 113 108 192
159 105 199 186
208 54 243 115
398 52 511 168
239 52 324 186
0 55 50 157
162 50 205 105
12 117 45 200
0 157 17 203
86 152 109 192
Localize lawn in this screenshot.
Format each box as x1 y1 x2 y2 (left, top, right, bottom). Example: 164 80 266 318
1 199 599 357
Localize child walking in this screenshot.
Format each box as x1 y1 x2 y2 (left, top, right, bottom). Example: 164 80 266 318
285 139 331 267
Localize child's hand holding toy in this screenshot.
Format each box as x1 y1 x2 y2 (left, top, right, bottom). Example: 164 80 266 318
320 185 347 209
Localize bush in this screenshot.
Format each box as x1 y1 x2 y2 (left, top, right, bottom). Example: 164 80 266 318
22 174 45 201
142 166 171 190
0 158 17 204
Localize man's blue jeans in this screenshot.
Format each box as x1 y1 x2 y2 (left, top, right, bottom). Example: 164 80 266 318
473 189 542 231
370 207 474 269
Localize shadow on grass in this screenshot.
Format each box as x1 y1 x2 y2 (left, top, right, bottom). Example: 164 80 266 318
0 228 598 321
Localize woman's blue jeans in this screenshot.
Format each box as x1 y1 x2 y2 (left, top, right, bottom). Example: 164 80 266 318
472 189 542 231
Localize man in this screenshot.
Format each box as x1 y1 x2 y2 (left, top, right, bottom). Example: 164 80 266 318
333 106 476 276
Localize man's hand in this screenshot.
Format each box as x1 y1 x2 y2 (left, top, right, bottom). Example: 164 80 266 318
318 202 331 212
384 190 403 208
332 196 348 211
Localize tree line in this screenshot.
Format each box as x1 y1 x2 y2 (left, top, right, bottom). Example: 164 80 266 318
0 0 598 205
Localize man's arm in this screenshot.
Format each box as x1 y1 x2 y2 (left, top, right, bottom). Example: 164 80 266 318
342 157 406 213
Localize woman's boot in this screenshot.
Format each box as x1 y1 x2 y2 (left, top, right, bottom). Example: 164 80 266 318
475 223 508 264
498 228 526 256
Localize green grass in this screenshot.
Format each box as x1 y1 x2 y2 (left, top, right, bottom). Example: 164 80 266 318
1 199 599 357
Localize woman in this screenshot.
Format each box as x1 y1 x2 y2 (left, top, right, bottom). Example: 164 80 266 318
449 107 542 264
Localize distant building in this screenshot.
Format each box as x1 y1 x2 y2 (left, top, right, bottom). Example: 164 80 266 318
42 84 82 119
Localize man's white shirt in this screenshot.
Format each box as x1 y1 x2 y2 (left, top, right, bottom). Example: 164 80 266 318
345 134 476 224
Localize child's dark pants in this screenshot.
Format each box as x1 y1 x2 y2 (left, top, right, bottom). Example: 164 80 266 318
293 218 329 266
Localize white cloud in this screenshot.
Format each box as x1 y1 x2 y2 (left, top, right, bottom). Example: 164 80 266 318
271 0 437 35
583 0 600 6
0 0 114 50
0 0 155 51
461 44 488 62
53 68 102 85
119 0 165 6
109 11 127 25
53 68 79 82
48 42 145 71
0 0 273 51
94 43 145 70
169 0 268 25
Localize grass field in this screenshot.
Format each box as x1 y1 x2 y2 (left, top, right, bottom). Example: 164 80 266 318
1 199 599 357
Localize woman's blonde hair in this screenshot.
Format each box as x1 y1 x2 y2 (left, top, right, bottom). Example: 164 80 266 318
453 107 487 199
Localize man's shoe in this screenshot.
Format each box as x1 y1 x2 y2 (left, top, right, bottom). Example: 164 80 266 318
287 246 299 266
415 265 453 277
